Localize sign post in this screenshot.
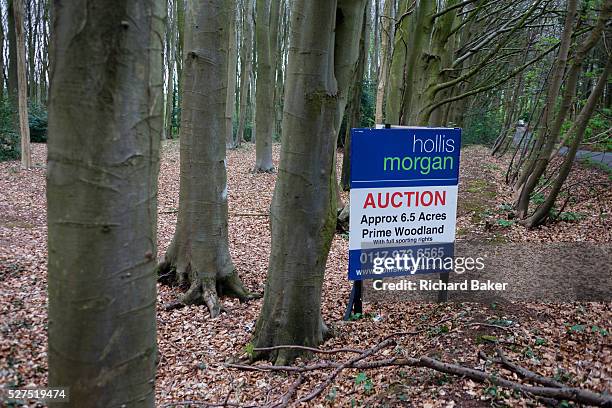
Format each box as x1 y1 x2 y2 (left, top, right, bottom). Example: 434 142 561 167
345 127 461 319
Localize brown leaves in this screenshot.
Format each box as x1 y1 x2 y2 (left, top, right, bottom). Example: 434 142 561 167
0 142 610 407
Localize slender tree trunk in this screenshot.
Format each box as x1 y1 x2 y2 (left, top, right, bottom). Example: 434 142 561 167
515 0 607 219
26 0 36 99
237 0 255 146
156 0 257 317
14 0 30 169
370 0 379 82
251 0 366 365
164 0 176 139
47 0 164 405
0 4 5 103
40 2 49 105
225 3 238 149
7 0 18 128
522 57 611 228
374 0 392 124
386 0 435 125
254 0 280 172
341 6 368 191
175 0 185 125
273 0 287 141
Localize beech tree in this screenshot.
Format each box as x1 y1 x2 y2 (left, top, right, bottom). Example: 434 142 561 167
374 0 393 124
514 0 610 219
156 0 257 317
14 0 30 169
46 0 164 405
254 0 280 171
251 0 367 365
237 0 255 146
225 1 238 148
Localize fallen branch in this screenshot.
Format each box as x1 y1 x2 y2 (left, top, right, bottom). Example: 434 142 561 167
230 351 611 406
253 344 363 355
418 356 612 407
494 348 565 388
268 375 304 408
160 400 257 408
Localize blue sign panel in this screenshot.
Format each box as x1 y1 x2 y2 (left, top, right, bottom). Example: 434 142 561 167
348 127 461 280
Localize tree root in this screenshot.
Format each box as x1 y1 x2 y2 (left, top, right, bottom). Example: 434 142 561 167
157 260 261 317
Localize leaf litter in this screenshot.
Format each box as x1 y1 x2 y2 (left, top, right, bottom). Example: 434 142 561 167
0 142 610 407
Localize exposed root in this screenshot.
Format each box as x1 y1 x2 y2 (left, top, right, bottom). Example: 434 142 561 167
218 272 262 302
252 167 276 174
251 320 330 366
156 258 260 317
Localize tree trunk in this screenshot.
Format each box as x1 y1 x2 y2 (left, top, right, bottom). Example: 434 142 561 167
514 0 578 216
25 0 34 99
374 0 393 124
225 2 238 149
254 0 280 172
7 0 18 127
522 57 611 228
386 0 435 125
370 0 379 82
341 6 368 191
514 0 608 219
14 0 30 169
156 0 257 318
47 0 164 405
251 0 366 365
237 0 255 146
164 0 176 139
175 0 185 123
0 3 5 103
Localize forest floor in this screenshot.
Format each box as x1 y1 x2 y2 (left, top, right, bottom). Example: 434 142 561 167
0 142 611 407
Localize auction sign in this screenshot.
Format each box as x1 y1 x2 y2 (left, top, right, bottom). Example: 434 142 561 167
348 127 461 280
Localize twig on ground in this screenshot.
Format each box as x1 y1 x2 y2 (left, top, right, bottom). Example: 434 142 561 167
494 348 565 388
463 322 513 331
298 338 396 403
268 375 305 408
160 400 257 408
253 345 363 355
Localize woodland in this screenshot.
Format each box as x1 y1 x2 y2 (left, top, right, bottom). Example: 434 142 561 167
0 0 611 407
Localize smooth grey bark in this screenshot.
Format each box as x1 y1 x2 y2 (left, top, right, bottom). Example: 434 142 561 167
164 0 176 139
254 0 280 171
47 0 164 406
225 1 238 149
14 0 30 168
333 0 368 206
0 4 4 102
341 4 368 191
251 0 366 365
7 0 18 128
237 0 255 146
374 0 393 124
157 0 257 317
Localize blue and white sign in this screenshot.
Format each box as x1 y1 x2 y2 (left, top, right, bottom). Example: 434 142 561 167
348 127 461 280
